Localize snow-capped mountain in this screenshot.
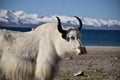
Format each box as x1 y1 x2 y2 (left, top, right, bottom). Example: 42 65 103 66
0 9 120 30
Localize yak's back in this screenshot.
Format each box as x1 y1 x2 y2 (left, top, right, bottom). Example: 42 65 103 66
0 30 25 54
0 30 18 45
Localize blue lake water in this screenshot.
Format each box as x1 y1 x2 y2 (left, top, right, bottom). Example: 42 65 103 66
81 29 120 46
0 26 120 46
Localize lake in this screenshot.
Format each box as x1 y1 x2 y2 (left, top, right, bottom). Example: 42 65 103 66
0 26 120 46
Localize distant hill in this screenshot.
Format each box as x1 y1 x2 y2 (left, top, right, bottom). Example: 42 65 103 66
0 9 120 30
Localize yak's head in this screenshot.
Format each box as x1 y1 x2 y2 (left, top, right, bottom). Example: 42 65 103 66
56 16 86 56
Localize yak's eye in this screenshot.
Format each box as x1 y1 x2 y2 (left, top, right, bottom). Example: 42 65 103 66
70 36 75 40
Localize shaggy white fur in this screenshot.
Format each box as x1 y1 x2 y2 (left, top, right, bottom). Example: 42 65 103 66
0 23 83 80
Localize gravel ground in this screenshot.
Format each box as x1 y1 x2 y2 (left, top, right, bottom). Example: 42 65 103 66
55 46 120 80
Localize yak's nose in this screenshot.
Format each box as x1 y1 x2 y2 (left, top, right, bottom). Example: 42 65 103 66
79 46 87 54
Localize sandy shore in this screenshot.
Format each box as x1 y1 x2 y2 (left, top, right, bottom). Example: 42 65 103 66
86 46 120 52
56 46 120 80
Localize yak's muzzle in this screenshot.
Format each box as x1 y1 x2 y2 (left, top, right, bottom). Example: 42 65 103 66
79 46 87 55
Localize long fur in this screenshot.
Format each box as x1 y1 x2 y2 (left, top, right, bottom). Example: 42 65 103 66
0 23 82 80
0 23 63 80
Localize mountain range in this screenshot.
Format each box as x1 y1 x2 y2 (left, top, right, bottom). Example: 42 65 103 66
0 9 120 30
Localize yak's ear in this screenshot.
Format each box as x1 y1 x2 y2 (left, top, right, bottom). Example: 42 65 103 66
62 33 69 41
56 16 68 40
74 16 82 30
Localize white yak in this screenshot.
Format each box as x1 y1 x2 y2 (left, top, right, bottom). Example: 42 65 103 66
0 16 86 80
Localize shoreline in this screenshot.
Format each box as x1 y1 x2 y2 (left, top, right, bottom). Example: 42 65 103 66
84 46 120 54
85 45 120 49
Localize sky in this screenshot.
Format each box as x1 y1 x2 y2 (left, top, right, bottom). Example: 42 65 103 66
0 0 120 20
